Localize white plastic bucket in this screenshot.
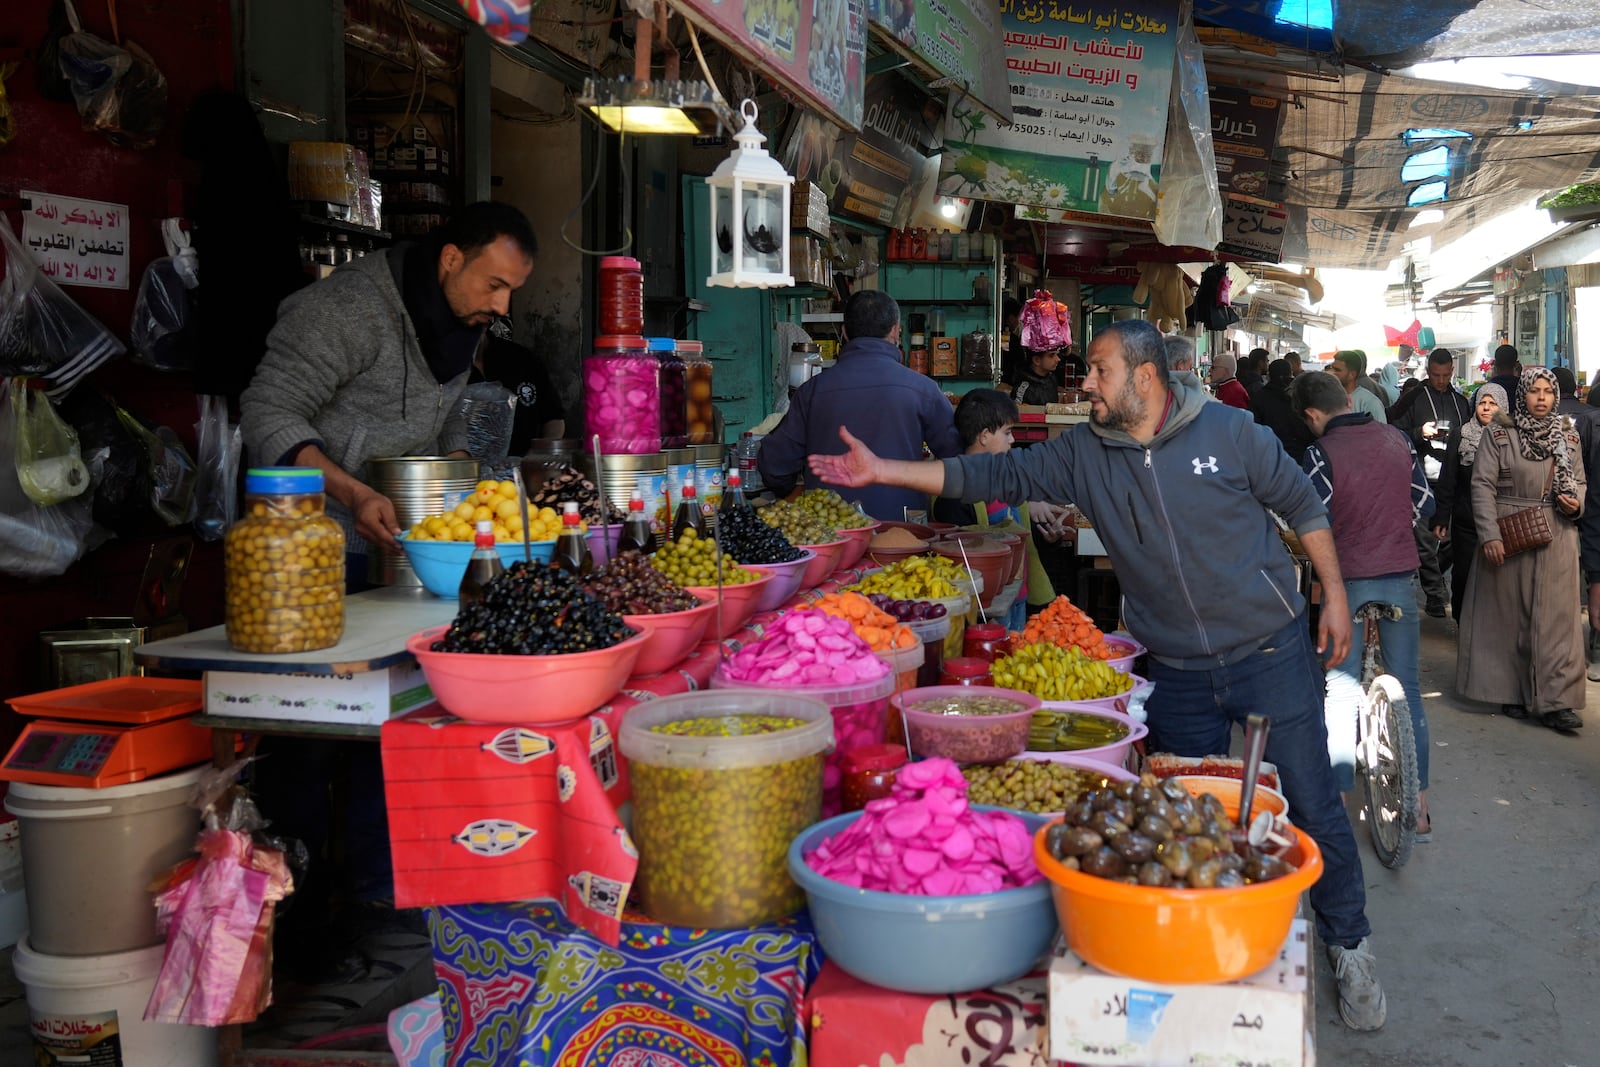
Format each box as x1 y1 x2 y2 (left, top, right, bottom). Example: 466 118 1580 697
12 936 217 1066
5 765 206 956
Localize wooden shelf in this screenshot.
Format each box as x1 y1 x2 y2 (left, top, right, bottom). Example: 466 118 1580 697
298 213 391 240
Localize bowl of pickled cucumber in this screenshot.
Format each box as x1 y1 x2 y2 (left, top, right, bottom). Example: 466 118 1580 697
619 690 834 929
892 686 1040 764
1026 706 1148 770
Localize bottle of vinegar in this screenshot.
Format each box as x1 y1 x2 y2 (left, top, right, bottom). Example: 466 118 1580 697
553 501 593 576
619 489 655 554
459 520 505 609
671 479 708 541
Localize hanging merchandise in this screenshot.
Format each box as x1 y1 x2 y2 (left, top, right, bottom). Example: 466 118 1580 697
11 379 89 506
1132 262 1192 330
1186 263 1241 330
1019 290 1071 352
115 407 197 526
0 379 95 578
1152 7 1223 250
192 394 239 542
0 60 18 149
706 100 794 289
0 217 125 395
55 0 169 149
130 219 200 371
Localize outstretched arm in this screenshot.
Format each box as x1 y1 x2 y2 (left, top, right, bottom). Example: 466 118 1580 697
808 426 948 496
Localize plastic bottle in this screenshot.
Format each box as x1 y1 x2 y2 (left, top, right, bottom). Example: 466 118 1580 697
553 502 593 576
459 520 505 610
671 480 708 541
719 469 749 518
620 490 655 554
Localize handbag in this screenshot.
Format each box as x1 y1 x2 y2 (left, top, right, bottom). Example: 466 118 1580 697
1496 462 1554 557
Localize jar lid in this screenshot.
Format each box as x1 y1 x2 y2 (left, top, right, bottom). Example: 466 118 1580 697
676 340 704 355
967 622 1008 641
593 335 648 350
599 256 641 270
245 467 324 494
646 336 679 352
941 657 992 679
842 743 908 774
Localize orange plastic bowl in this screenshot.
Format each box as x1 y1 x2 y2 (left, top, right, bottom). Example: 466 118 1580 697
1171 775 1290 820
406 623 652 724
834 521 880 571
796 538 847 589
1032 810 1322 984
686 568 777 640
622 595 717 676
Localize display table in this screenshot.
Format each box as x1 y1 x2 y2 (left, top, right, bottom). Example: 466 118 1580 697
430 901 821 1067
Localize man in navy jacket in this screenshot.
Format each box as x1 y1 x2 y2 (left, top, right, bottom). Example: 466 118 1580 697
808 319 1387 1032
758 290 962 520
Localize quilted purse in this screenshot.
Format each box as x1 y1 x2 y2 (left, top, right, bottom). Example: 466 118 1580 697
1496 462 1554 558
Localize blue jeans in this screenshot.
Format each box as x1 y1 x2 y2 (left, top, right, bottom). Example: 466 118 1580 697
1324 576 1429 793
1143 614 1370 949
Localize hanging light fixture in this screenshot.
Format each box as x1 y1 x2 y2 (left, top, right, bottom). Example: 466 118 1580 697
577 2 730 135
705 99 793 289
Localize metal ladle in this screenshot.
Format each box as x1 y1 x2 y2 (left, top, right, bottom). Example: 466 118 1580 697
1237 713 1271 830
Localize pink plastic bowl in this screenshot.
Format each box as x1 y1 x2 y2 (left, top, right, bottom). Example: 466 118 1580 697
1026 706 1148 770
751 553 813 614
687 568 777 640
834 521 881 571
406 623 651 724
622 595 717 676
1103 635 1146 674
796 538 847 589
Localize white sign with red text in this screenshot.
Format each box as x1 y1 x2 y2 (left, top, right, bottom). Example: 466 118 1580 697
21 190 130 290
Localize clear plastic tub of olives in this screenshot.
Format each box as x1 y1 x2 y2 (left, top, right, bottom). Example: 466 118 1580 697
619 690 835 929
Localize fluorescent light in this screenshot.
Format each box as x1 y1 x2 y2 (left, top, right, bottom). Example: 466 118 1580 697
588 105 702 135
578 77 730 136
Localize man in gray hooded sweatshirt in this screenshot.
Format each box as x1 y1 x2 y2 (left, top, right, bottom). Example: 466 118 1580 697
809 318 1387 1033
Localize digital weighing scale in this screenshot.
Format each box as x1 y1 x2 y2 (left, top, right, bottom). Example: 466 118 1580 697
1 676 213 788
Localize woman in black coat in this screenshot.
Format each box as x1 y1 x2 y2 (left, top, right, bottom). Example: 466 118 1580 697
1431 383 1507 620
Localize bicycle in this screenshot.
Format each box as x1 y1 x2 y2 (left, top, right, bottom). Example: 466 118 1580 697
1352 601 1420 869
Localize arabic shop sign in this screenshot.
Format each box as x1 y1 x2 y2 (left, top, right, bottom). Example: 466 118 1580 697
938 0 1178 222
20 190 131 290
866 0 1013 125
673 0 866 130
1209 84 1283 199
1218 194 1286 262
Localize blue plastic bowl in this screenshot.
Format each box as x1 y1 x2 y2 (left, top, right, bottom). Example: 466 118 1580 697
399 534 556 598
786 806 1057 994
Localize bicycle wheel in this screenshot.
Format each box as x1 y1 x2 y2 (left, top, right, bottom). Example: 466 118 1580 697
1360 674 1419 869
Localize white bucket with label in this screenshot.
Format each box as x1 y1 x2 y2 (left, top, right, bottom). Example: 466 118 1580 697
12 936 217 1066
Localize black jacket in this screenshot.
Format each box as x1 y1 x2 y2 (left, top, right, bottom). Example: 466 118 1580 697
1389 383 1471 480
1250 381 1315 464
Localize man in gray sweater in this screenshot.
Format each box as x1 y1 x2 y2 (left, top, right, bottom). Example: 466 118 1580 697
242 202 537 557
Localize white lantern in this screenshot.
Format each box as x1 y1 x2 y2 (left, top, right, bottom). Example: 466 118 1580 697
705 99 794 289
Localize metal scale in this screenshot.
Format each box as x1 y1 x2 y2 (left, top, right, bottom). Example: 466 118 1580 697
1 677 212 788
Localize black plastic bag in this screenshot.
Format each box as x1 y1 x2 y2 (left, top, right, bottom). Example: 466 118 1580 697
56 0 168 149
36 0 76 103
58 387 152 538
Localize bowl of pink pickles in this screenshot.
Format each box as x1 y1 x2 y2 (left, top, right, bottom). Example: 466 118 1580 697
786 758 1057 993
711 610 896 816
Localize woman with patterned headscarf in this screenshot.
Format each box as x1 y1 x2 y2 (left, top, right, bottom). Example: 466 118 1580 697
1431 383 1507 620
1457 368 1587 732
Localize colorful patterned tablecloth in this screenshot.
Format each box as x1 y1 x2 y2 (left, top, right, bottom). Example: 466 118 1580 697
431 902 822 1067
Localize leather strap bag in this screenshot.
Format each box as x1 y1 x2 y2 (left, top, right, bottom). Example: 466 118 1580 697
1496 462 1554 557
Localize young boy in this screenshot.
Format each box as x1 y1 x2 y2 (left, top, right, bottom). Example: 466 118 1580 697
933 389 1058 626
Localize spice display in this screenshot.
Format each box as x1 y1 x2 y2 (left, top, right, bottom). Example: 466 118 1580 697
631 714 823 927
717 502 803 564
868 526 927 550
1028 709 1133 753
431 563 634 655
406 480 564 542
529 468 625 526
650 529 760 585
586 553 699 615
225 469 345 654
1020 595 1114 659
804 758 1041 895
962 761 1116 814
991 642 1134 702
1043 773 1296 888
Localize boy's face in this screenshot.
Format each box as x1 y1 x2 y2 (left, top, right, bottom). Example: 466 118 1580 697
971 423 1015 455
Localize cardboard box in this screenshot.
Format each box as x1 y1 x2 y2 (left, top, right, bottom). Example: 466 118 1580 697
204 661 433 727
1048 920 1314 1067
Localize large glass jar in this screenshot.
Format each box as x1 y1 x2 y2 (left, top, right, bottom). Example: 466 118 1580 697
584 336 661 454
225 468 345 654
679 340 715 445
651 337 689 450
597 256 644 336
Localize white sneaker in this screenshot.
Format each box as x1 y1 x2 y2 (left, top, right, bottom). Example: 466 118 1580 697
1327 938 1387 1031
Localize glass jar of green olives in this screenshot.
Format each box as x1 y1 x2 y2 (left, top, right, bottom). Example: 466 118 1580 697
225 468 345 654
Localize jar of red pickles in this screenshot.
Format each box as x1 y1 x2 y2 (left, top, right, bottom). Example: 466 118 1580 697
963 622 1010 662
650 337 689 450
840 744 908 812
939 657 994 686
583 336 661 454
679 341 715 445
598 256 643 336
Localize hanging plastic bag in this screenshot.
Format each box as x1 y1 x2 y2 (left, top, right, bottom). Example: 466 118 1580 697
1019 289 1071 351
0 216 125 392
56 0 168 150
453 381 516 459
131 219 199 371
193 393 239 541
115 406 197 526
12 378 90 505
0 378 97 576
1152 1 1222 250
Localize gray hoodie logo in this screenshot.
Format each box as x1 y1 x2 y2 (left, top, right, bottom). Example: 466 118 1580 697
1192 456 1219 475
